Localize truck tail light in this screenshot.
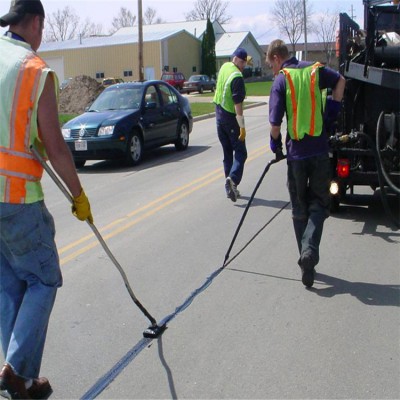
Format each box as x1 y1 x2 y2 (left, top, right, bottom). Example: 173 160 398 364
337 158 350 178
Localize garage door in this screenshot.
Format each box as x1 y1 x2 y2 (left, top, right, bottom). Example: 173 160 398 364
42 56 65 84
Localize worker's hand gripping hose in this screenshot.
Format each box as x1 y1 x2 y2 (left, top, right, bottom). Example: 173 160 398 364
30 146 167 339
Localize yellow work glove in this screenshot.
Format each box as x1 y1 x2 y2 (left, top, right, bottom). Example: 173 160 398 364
236 114 246 142
72 189 93 223
239 127 246 141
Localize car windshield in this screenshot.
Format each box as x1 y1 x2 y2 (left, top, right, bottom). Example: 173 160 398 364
89 87 143 111
189 76 202 82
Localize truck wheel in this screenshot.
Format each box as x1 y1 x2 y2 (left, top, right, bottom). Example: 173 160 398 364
74 160 86 169
330 194 340 213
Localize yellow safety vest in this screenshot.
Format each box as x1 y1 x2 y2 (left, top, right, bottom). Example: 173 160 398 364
213 62 243 114
0 35 57 204
280 62 324 141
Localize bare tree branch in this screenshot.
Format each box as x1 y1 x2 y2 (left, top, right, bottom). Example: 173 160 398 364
44 6 80 42
110 7 136 34
143 7 164 25
80 19 104 38
185 0 231 24
272 0 313 55
315 10 338 66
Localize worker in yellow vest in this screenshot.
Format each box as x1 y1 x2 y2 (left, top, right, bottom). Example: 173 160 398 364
0 1 93 398
267 39 345 288
214 47 253 202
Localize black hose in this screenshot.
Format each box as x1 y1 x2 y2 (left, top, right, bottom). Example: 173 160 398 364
357 127 400 228
224 152 286 265
375 111 400 195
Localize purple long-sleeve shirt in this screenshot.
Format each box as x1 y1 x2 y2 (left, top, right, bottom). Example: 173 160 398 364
269 57 341 160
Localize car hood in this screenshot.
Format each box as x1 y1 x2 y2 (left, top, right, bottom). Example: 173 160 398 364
64 110 137 128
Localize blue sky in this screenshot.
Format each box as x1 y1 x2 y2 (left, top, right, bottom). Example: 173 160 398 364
0 0 365 44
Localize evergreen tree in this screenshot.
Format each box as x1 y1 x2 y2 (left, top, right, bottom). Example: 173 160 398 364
201 19 216 78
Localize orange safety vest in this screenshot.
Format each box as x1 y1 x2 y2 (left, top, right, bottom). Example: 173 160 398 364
0 36 55 204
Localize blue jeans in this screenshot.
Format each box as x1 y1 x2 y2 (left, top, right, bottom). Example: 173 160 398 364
287 154 331 267
0 201 62 379
217 120 248 185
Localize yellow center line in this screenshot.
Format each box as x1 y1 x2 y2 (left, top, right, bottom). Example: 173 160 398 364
59 145 270 265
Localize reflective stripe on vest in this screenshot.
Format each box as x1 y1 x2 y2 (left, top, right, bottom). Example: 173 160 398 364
213 62 243 114
281 62 324 141
0 37 51 203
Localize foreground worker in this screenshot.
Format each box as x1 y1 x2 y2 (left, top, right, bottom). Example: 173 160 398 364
213 47 252 202
0 0 93 398
267 39 345 287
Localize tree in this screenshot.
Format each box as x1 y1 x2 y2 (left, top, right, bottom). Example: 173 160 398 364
315 10 338 66
201 18 216 78
185 0 231 24
80 19 104 38
272 0 313 55
143 7 163 24
43 6 104 42
44 6 80 42
110 7 136 34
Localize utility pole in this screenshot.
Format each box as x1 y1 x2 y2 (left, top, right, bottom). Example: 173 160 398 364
303 0 308 60
349 4 356 19
138 0 144 81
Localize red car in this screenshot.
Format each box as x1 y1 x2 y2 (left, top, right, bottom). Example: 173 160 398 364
161 72 185 91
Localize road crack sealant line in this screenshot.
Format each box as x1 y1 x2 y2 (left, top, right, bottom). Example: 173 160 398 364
79 204 289 400
80 158 289 400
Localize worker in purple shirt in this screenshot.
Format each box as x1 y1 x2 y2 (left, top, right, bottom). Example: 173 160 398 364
213 48 253 202
267 39 345 287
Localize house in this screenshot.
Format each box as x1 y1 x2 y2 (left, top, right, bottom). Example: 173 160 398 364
38 20 265 83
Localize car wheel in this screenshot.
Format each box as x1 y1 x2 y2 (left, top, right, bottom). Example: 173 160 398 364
125 132 143 165
74 160 86 169
211 85 215 92
199 86 203 94
175 121 189 151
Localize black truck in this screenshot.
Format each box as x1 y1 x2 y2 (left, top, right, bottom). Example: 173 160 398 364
329 0 399 224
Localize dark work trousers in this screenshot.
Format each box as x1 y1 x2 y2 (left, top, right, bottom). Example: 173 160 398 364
287 153 331 267
216 119 248 185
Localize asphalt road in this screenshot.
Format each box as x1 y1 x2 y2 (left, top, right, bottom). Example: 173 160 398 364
2 103 399 399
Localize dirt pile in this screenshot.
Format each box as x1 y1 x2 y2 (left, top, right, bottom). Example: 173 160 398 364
59 75 104 115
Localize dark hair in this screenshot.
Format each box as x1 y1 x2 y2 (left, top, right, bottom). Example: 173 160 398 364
18 13 41 28
267 39 289 61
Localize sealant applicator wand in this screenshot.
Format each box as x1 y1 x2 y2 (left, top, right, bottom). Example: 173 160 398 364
31 146 166 339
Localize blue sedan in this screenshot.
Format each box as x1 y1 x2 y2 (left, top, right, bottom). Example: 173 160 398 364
62 80 193 168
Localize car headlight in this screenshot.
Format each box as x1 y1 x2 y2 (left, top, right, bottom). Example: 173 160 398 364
62 128 71 138
98 125 115 136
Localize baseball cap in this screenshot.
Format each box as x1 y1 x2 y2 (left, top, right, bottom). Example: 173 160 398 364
232 47 248 62
0 0 45 27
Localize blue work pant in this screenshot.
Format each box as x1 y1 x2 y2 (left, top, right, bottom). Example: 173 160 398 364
287 154 331 267
0 201 62 379
217 120 248 185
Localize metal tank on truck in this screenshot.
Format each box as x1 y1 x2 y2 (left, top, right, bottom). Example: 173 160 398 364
329 0 400 225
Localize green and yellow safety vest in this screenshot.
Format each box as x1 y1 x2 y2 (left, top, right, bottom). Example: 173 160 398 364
213 62 243 114
280 62 324 141
0 35 57 204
